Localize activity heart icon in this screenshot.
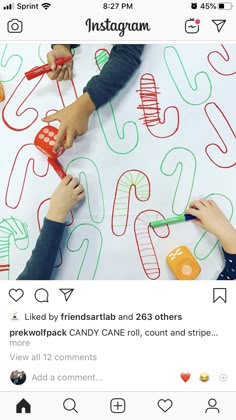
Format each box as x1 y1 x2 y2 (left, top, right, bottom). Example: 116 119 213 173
9 288 24 302
157 399 173 412
181 373 191 382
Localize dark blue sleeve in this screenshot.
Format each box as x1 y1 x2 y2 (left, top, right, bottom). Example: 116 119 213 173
83 44 144 109
217 248 236 280
17 218 65 280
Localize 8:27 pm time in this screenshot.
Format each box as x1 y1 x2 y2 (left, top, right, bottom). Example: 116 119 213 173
103 3 134 9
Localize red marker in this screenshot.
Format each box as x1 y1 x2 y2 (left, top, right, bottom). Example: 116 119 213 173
25 56 72 80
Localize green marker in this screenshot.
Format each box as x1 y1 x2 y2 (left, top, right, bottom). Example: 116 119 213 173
149 214 196 228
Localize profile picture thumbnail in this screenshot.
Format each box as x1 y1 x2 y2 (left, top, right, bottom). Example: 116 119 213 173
10 370 26 385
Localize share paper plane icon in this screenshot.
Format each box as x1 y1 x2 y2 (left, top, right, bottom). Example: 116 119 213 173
212 19 226 33
60 288 74 302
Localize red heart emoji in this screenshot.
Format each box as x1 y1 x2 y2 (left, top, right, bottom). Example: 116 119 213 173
181 373 190 382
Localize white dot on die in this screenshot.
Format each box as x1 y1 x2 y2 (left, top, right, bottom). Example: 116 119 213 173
49 140 55 146
182 264 193 276
43 128 49 134
44 137 50 143
48 131 54 137
38 134 44 139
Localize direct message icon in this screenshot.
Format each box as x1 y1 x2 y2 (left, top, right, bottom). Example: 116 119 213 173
60 288 74 302
157 399 173 412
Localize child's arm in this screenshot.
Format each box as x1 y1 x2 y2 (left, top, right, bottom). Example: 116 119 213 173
43 45 144 152
17 176 85 280
185 199 236 280
83 44 144 109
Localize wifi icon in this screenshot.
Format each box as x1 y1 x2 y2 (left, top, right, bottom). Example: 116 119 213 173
41 2 51 9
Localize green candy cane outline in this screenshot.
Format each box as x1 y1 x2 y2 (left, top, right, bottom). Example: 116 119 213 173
194 193 234 261
95 48 139 155
160 147 197 216
0 217 29 280
164 46 212 106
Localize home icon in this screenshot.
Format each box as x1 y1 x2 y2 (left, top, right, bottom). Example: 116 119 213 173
16 399 31 413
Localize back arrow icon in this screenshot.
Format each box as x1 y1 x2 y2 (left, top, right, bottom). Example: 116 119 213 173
212 19 226 33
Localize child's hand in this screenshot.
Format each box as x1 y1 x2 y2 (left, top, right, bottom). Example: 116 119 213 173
185 199 236 253
46 175 85 223
47 45 73 81
42 93 96 152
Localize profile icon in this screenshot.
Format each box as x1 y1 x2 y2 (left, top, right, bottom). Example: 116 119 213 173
10 312 20 321
205 398 220 413
10 370 26 385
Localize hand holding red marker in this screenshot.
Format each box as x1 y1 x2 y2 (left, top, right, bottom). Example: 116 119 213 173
25 56 73 80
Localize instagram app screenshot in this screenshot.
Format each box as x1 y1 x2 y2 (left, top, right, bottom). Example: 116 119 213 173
0 0 235 418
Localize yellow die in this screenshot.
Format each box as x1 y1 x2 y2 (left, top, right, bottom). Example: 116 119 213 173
166 246 201 280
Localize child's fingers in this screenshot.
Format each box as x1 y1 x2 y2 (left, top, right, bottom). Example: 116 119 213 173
67 67 73 80
61 174 73 185
57 66 67 82
188 200 204 210
209 200 217 207
199 199 212 207
47 51 57 70
76 191 85 202
74 184 84 195
47 66 62 80
64 130 74 149
42 112 59 123
185 207 200 218
193 219 204 229
53 126 66 152
63 68 70 80
68 177 79 189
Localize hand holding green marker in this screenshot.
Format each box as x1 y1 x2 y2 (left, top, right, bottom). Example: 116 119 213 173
149 214 196 228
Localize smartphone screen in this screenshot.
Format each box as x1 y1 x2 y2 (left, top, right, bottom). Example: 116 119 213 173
0 0 235 418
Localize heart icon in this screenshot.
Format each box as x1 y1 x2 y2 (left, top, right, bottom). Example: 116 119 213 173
181 373 191 382
157 399 173 412
9 289 24 302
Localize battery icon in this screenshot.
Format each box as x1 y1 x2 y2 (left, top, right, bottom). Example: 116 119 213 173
218 2 233 8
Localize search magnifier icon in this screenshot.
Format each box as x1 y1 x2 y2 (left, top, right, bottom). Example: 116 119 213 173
63 398 78 413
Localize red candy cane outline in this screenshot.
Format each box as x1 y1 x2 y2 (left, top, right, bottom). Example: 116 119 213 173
56 79 78 108
2 74 44 131
207 44 236 76
134 210 170 280
111 170 151 236
37 198 74 268
5 144 49 209
205 102 236 168
4 76 79 209
137 73 180 138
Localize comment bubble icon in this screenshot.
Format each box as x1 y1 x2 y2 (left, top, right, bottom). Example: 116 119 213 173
34 288 49 303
